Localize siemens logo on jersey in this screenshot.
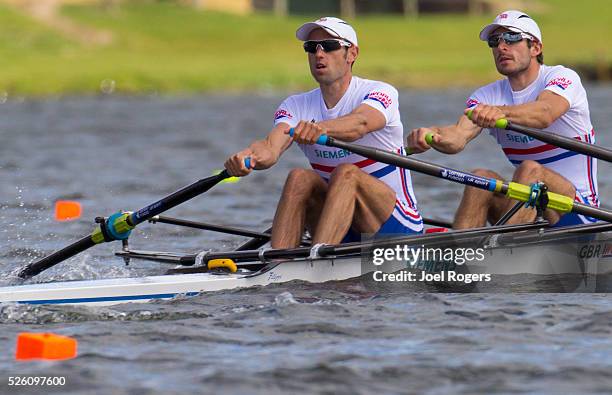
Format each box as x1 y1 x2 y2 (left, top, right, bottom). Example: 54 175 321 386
315 149 352 159
506 133 535 143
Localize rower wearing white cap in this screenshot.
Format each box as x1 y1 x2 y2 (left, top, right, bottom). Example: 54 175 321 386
226 17 423 248
407 10 598 229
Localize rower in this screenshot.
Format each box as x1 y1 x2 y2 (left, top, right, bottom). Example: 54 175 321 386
407 10 598 229
225 17 423 248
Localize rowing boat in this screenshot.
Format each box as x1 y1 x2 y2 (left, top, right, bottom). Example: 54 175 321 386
2 221 612 306
3 119 612 305
0 255 362 306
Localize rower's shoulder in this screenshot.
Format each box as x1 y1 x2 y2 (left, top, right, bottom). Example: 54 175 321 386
540 64 582 83
355 76 399 95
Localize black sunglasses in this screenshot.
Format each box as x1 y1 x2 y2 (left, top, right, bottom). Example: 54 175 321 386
303 39 352 54
487 31 530 48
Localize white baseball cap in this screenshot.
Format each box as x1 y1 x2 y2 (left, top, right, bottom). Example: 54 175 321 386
479 10 542 43
296 17 358 47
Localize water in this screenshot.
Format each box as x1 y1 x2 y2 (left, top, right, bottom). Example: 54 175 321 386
1 87 612 394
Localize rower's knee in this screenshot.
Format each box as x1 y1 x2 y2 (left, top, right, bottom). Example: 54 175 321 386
284 168 320 196
513 160 543 183
471 168 499 178
329 163 360 186
463 168 499 200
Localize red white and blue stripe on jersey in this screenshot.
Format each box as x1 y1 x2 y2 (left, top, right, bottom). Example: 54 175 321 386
503 136 581 166
308 148 423 230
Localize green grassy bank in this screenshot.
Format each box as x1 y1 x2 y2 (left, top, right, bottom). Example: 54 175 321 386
0 0 609 95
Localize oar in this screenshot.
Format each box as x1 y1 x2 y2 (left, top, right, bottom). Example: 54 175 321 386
294 132 612 222
149 216 271 239
17 160 253 279
466 110 612 162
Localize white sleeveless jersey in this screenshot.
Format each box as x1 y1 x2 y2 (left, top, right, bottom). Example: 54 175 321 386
273 76 422 231
466 65 599 207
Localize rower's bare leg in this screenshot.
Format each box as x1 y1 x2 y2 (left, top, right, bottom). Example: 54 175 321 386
312 163 396 244
271 168 327 249
503 160 576 225
453 169 507 229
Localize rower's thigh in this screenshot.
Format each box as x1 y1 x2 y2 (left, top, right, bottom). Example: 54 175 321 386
513 160 576 196
284 168 328 231
329 164 396 233
283 168 327 204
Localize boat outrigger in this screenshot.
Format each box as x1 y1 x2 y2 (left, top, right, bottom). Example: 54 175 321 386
3 118 612 305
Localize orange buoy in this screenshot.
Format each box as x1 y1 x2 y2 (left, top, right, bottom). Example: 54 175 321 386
54 201 82 221
15 333 78 361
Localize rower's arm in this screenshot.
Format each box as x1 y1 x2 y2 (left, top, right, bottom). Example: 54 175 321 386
317 104 386 142
247 124 293 168
501 91 570 128
467 91 570 130
408 115 482 154
224 123 292 176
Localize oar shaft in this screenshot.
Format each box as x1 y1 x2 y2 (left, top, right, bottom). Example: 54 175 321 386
18 170 235 279
129 171 229 226
572 201 612 222
152 215 271 239
465 110 612 163
237 226 274 251
322 136 612 223
328 136 506 192
505 121 612 162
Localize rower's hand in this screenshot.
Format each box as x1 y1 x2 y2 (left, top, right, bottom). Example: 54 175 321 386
224 149 255 177
287 120 327 145
407 127 438 154
465 105 505 128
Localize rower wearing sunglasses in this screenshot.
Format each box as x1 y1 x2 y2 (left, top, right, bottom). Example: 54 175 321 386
407 10 598 229
225 17 423 248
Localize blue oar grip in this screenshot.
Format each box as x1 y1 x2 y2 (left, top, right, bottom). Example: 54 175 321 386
288 128 328 145
244 157 252 169
487 178 498 192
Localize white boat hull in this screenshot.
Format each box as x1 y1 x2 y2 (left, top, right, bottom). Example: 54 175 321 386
0 257 362 306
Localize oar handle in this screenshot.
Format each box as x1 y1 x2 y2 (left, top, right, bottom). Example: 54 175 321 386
288 127 434 155
286 128 434 153
288 128 328 145
466 109 509 129
406 133 434 155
